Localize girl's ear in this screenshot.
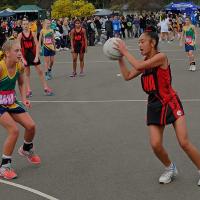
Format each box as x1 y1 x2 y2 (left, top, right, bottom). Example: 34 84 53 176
5 50 9 57
151 39 156 49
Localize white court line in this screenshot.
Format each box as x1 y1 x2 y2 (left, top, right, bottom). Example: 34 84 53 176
55 60 114 64
29 99 200 103
0 179 59 200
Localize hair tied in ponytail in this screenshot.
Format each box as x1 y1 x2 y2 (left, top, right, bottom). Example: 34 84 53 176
0 50 5 61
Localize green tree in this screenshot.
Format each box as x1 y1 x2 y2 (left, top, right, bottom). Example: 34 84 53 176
51 0 72 18
71 0 95 18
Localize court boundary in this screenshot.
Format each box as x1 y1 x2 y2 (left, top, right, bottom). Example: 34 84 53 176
0 179 59 200
29 99 200 103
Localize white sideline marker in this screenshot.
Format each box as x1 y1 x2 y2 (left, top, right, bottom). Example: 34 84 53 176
0 179 59 200
28 99 200 103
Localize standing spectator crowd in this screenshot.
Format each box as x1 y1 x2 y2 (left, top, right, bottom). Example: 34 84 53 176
1 11 200 50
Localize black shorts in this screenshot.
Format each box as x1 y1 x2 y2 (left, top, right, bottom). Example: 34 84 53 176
24 50 41 67
147 95 184 126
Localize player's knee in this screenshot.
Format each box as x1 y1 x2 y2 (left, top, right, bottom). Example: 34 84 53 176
10 126 20 138
73 58 77 63
26 122 36 133
179 139 190 151
25 70 30 76
151 141 162 152
188 52 194 57
37 69 43 76
50 61 54 66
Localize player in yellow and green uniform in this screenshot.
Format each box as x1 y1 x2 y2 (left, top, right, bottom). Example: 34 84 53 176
39 19 56 80
0 58 26 113
180 17 197 71
0 40 41 180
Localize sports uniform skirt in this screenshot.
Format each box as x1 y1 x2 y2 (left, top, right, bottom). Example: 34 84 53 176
24 50 41 67
74 41 85 54
147 94 184 126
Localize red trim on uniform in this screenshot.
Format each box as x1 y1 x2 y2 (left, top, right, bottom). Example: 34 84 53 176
155 94 165 125
168 96 183 121
0 90 15 95
164 104 168 125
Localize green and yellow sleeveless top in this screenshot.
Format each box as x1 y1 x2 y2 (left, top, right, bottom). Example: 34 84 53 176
183 25 195 46
41 28 55 51
0 60 24 91
0 60 25 108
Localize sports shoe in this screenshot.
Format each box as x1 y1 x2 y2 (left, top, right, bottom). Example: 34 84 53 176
26 91 32 98
198 171 200 186
0 163 17 180
188 65 192 71
70 72 77 77
191 65 196 72
79 72 85 77
45 73 50 80
48 71 53 80
18 146 41 165
159 163 178 184
44 88 54 96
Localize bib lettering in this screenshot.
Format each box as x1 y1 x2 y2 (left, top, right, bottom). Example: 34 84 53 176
0 90 16 105
23 41 33 49
45 38 53 45
141 74 157 94
75 34 82 41
185 36 193 45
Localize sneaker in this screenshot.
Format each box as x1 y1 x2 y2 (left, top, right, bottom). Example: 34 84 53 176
79 72 85 77
48 71 53 80
70 72 77 77
159 163 178 184
188 65 192 71
26 91 32 98
0 163 17 180
18 146 41 165
64 47 69 51
191 65 196 71
44 88 54 96
45 73 51 80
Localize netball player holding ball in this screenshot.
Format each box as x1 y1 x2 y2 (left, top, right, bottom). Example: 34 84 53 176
114 29 200 185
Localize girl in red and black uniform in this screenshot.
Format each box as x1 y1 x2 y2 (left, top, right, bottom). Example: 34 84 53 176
70 19 87 77
115 30 200 185
18 19 53 97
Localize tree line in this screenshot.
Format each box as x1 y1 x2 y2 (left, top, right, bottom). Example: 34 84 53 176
1 0 200 10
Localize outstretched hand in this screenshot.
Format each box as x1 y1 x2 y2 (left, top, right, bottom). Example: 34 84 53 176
114 39 128 56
